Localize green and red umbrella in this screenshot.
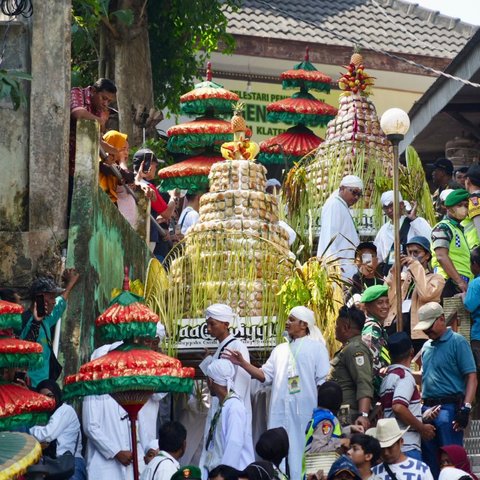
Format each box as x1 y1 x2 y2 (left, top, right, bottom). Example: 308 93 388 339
0 301 23 332
258 125 323 165
158 154 223 193
180 62 239 117
0 338 43 370
0 383 54 431
280 47 333 93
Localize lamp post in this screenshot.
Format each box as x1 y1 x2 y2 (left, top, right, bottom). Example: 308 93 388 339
380 108 410 333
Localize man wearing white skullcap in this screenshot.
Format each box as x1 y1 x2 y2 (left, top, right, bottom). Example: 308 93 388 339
223 306 329 480
198 304 253 476
317 175 364 281
374 190 431 271
199 359 254 478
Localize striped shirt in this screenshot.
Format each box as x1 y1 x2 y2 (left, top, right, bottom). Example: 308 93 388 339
379 364 422 452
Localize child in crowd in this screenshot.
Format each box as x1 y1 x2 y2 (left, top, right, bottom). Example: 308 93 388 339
347 434 381 480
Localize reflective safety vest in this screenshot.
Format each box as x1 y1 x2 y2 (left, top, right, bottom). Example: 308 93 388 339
432 219 473 280
462 217 480 249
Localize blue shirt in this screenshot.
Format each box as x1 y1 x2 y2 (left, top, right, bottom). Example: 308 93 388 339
20 296 67 387
421 328 476 398
465 275 480 341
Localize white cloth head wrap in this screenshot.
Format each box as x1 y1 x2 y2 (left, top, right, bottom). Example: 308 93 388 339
289 306 326 344
440 189 455 202
381 190 403 206
340 175 363 190
206 359 235 391
156 322 166 340
145 439 159 454
205 303 236 325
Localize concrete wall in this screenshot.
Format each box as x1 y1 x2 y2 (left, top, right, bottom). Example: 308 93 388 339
61 120 152 375
0 2 71 289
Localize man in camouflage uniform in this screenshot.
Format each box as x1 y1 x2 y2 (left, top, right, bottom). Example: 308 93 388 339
329 305 374 430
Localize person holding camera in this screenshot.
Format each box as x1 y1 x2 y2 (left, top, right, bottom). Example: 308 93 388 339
20 269 80 387
374 190 431 276
383 236 445 352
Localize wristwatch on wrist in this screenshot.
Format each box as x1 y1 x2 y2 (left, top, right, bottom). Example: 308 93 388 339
360 412 369 418
463 403 472 410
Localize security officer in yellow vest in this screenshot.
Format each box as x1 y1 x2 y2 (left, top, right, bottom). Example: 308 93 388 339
329 305 374 429
431 189 473 298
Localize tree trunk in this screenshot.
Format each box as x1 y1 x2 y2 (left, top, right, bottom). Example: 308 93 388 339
112 0 154 147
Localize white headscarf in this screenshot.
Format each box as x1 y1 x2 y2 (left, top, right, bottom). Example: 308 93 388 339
381 190 403 206
340 175 363 190
205 303 236 325
289 306 326 344
206 359 235 392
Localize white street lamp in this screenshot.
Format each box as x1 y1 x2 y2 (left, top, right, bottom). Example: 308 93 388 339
380 108 410 333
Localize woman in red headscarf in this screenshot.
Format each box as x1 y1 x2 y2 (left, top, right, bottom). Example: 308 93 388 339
439 445 478 480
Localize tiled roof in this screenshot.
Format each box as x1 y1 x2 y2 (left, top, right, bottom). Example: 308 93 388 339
225 0 478 58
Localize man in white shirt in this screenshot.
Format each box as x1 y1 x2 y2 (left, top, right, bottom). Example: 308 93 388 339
83 342 137 480
200 359 254 479
224 306 330 480
199 303 253 461
375 190 431 273
140 421 186 480
178 193 201 235
317 175 364 281
368 418 433 479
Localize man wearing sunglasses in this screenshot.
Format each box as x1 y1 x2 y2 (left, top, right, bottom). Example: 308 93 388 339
317 175 364 281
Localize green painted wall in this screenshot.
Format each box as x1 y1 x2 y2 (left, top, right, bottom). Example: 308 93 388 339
61 121 152 375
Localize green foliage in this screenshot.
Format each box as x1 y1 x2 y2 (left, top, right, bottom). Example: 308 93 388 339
148 0 239 113
71 0 239 113
0 69 32 110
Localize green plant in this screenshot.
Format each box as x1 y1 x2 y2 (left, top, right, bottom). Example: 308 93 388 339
0 69 32 110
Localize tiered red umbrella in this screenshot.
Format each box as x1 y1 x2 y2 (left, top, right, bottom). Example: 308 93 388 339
0 383 54 431
259 48 337 166
160 63 236 192
0 300 23 333
0 301 54 432
158 154 223 193
63 268 194 480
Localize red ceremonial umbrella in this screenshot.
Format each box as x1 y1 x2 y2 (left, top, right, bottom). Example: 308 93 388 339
64 268 194 480
0 382 55 431
158 154 223 192
95 271 159 342
266 92 337 128
0 300 23 332
0 337 43 369
63 344 194 480
167 118 233 155
280 47 333 93
180 62 239 117
259 125 323 165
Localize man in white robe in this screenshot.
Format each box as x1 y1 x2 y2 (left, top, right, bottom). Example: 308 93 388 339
317 175 364 281
198 303 253 465
83 342 141 480
375 190 432 267
224 306 330 480
200 359 254 479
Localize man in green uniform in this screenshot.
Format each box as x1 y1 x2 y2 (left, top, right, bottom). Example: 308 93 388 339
361 284 391 396
431 189 473 298
329 305 373 429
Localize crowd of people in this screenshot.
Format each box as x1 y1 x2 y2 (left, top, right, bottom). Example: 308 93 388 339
2 77 480 480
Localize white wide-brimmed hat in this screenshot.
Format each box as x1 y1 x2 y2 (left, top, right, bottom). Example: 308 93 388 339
366 418 409 448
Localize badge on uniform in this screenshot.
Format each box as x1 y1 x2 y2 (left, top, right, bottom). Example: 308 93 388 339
288 375 300 394
321 421 332 435
354 352 365 366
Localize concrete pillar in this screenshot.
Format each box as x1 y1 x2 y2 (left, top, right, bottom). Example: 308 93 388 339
28 0 71 233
